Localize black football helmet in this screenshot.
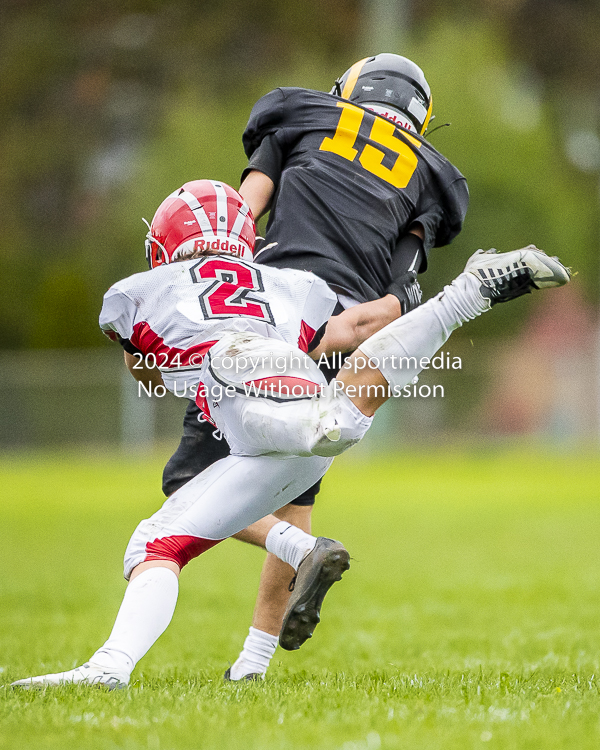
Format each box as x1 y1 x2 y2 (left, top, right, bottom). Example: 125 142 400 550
331 53 432 134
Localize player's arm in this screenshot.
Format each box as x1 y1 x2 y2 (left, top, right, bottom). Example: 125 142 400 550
384 226 426 315
100 288 164 389
239 170 275 220
310 226 426 358
309 295 401 359
123 351 165 389
240 125 285 220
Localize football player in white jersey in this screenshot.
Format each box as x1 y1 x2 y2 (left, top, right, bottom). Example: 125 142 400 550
12 179 570 690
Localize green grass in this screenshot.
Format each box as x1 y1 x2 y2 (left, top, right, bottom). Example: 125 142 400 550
1 446 600 749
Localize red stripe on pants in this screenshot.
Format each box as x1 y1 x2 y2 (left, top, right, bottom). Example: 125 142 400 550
144 535 223 569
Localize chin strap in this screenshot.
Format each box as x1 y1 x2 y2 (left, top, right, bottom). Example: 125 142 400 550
424 122 451 139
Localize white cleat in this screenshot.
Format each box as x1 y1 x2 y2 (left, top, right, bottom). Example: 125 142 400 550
10 662 129 691
465 245 571 305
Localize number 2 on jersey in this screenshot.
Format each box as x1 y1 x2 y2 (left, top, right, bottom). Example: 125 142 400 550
320 101 421 189
189 257 275 324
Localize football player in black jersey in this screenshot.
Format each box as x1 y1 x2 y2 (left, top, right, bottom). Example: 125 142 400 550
162 54 469 680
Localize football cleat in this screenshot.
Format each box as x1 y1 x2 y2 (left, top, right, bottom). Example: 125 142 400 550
465 245 571 306
223 667 264 682
10 663 129 691
279 537 350 651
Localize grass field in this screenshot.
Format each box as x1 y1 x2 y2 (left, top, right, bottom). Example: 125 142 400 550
1 446 600 749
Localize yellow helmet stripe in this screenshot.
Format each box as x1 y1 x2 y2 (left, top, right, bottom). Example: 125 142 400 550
341 57 370 99
421 94 433 134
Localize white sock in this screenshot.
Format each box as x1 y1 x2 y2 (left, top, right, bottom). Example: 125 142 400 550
432 271 490 334
360 272 488 390
265 521 317 571
229 627 279 680
89 567 179 677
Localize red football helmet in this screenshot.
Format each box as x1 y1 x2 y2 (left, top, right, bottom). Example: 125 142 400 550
144 180 256 269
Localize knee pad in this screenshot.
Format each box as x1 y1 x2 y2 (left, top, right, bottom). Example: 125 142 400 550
124 520 223 580
309 381 373 457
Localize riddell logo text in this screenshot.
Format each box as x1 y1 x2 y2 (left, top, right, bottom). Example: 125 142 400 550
364 105 414 131
385 113 412 130
194 238 244 256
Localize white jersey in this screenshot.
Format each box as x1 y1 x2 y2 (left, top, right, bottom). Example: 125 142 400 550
99 256 337 397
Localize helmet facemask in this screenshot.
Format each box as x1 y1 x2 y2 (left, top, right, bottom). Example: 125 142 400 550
143 218 170 269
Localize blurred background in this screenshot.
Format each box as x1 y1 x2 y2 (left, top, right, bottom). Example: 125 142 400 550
0 0 598 454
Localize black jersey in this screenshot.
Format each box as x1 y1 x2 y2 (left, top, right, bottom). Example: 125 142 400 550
242 87 469 303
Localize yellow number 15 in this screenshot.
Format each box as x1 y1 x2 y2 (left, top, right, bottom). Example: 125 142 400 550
319 101 421 189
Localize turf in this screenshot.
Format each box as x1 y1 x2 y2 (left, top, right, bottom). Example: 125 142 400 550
1 447 600 749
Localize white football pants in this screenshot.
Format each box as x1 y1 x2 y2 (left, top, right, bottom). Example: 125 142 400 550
124 333 372 578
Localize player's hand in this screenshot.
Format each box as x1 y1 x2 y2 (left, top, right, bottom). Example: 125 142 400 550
386 270 422 315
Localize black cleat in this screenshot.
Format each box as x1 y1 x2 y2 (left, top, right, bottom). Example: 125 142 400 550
279 537 350 651
223 667 263 682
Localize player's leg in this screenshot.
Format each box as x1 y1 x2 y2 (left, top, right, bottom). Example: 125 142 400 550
120 454 332 681
224 342 350 677
164 400 317 553
315 245 570 428
276 246 571 650
11 452 332 689
166 393 332 675
10 558 181 690
250 502 314 634
334 246 571 419
226 496 315 681
82 503 318 689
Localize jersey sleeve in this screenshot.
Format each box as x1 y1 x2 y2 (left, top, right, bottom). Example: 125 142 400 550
99 286 137 344
297 275 337 353
242 88 297 188
242 88 286 159
414 174 469 253
241 134 285 186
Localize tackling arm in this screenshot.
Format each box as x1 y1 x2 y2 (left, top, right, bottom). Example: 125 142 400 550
309 294 401 360
309 226 426 360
